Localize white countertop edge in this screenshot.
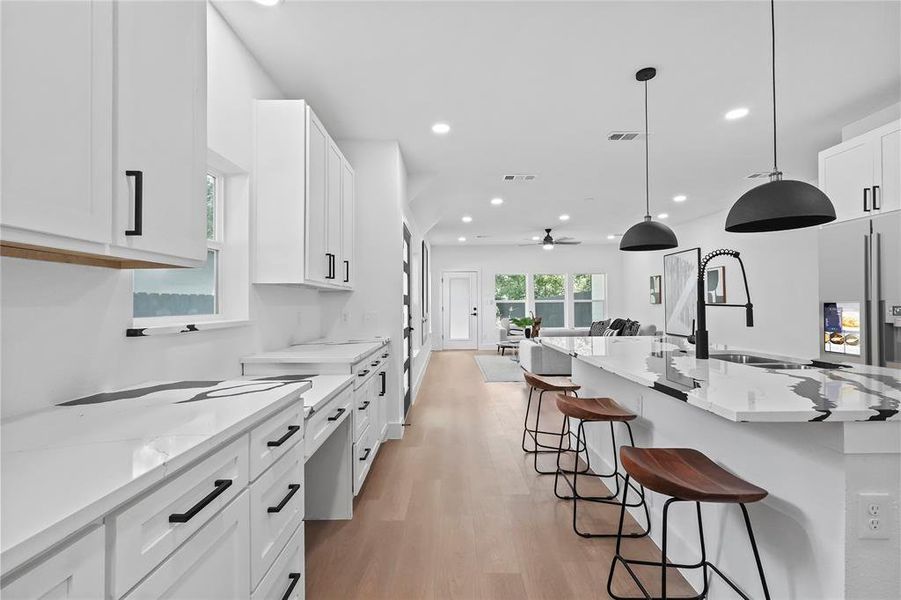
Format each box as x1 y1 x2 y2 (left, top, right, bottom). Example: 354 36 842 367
307 377 354 415
0 383 308 576
126 319 252 337
241 339 389 365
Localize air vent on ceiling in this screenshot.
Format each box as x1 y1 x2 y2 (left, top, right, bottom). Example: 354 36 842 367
502 174 537 182
607 131 646 141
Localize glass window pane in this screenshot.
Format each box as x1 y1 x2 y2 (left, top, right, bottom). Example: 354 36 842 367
206 174 216 241
574 301 606 327
495 274 526 301
133 250 217 318
496 302 525 320
535 302 564 327
574 273 606 300
534 274 564 300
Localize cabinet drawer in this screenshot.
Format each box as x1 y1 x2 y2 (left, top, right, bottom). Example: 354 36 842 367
354 384 372 442
250 402 304 481
111 436 249 598
305 387 352 459
252 523 304 600
1 526 104 600
124 491 250 600
250 442 304 589
353 425 375 496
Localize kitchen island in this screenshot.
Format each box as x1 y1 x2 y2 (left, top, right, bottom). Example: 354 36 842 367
539 335 900 600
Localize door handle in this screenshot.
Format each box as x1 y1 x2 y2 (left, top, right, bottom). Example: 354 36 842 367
327 407 346 421
125 170 143 236
281 573 301 600
358 400 370 410
267 484 301 513
359 447 372 461
873 186 881 210
344 260 350 282
266 425 300 447
326 253 336 279
863 188 871 212
169 479 232 523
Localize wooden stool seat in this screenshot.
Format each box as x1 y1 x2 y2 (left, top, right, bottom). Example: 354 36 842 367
620 447 768 504
555 394 636 422
523 371 580 392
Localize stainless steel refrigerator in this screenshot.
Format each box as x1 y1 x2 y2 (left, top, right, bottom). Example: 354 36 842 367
818 211 901 368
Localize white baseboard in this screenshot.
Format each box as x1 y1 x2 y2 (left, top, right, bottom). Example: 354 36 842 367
411 349 432 405
386 422 404 440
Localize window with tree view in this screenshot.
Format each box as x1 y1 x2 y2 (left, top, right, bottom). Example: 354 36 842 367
495 274 526 319
533 274 565 327
573 273 607 327
133 172 221 319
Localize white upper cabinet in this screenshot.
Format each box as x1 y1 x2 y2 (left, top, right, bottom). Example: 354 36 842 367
0 0 206 269
112 0 207 265
254 100 355 290
819 120 901 222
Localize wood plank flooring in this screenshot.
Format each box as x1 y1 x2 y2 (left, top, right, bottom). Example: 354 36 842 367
306 350 693 599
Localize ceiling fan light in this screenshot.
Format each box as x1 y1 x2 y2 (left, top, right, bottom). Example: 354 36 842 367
725 179 836 232
542 243 554 250
619 216 678 252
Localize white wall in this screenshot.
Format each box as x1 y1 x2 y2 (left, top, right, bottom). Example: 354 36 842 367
621 208 821 358
429 243 625 349
0 5 325 418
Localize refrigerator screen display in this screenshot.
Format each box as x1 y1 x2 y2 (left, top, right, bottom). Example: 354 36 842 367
823 302 861 356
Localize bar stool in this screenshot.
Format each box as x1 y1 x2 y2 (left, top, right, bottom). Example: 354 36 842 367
552 394 650 539
521 371 580 474
607 447 770 600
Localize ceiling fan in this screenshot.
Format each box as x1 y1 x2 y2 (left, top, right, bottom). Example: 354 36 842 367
519 228 582 250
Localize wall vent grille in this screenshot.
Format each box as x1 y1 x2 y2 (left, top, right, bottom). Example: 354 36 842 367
607 131 646 141
502 174 537 182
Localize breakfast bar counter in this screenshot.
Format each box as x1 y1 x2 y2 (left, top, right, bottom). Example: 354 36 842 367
539 336 900 600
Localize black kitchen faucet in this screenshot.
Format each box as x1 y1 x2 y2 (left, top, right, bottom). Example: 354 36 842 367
692 249 754 360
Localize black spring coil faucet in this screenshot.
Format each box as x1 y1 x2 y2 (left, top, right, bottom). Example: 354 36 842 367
692 249 754 359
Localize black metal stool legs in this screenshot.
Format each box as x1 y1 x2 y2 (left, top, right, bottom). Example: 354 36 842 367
522 388 575 460
607 480 771 600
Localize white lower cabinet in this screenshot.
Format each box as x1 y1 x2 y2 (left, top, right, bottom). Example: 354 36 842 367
353 424 375 496
0 526 105 600
124 492 250 600
252 523 305 600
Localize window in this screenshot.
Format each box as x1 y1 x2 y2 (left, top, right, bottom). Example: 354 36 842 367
495 274 526 320
533 274 565 327
133 172 222 320
573 273 607 327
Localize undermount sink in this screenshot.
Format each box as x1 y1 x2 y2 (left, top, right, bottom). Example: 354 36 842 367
709 353 778 365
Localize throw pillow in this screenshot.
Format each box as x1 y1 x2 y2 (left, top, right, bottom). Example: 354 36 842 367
589 319 611 336
602 328 619 337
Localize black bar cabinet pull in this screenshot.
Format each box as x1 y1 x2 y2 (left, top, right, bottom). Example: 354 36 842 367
873 185 881 210
267 483 301 513
325 253 335 279
863 187 871 212
327 408 346 421
344 260 350 283
381 353 389 359
266 425 300 447
358 369 370 377
169 479 232 523
281 573 301 600
379 372 386 396
358 400 370 410
371 361 379 367
359 448 372 461
125 170 143 236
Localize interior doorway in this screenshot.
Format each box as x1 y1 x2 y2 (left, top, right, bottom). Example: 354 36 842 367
441 271 480 350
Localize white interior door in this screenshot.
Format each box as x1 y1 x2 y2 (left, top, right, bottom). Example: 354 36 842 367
442 271 479 350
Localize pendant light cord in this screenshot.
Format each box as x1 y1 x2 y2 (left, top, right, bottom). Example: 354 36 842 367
770 0 779 175
644 79 650 217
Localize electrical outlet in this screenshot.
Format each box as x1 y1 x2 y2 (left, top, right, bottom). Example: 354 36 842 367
858 492 893 539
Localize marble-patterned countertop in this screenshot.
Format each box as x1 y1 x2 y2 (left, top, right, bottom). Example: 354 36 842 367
0 379 310 575
539 336 901 423
241 338 389 366
241 373 354 416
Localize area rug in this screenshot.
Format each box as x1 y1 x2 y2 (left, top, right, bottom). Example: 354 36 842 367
474 354 524 383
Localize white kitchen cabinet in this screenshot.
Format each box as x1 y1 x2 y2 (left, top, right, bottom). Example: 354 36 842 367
0 526 105 600
112 0 207 265
0 0 207 269
819 120 901 222
254 100 355 289
251 523 304 600
124 492 250 600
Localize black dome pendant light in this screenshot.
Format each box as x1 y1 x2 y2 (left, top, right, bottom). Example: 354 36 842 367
620 67 678 252
725 0 835 232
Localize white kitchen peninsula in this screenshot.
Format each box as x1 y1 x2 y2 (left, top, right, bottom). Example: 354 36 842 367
539 335 900 600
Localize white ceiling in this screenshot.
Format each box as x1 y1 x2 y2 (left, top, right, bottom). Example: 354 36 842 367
215 0 900 245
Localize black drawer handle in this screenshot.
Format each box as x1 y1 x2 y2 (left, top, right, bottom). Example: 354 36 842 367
169 479 232 523
358 400 370 410
281 573 301 600
381 353 389 358
380 371 386 396
371 361 379 367
267 483 301 513
267 425 300 447
873 185 881 210
863 187 871 212
358 369 370 377
327 408 346 421
344 260 350 283
125 170 143 236
359 447 371 461
325 253 335 279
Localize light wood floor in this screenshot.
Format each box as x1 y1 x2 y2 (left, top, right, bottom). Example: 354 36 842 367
306 350 692 599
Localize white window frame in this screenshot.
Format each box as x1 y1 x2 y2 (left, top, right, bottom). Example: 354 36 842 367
571 273 608 328
493 272 609 330
494 273 528 322
531 273 567 328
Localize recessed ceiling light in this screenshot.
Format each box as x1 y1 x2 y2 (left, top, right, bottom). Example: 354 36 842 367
431 122 451 135
607 234 616 240
457 236 466 242
658 213 669 220
253 0 283 5
559 214 570 221
725 107 749 121
673 194 687 203
490 197 504 206
461 215 472 223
